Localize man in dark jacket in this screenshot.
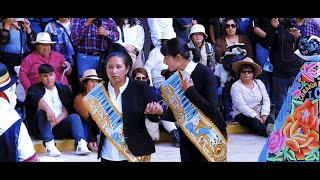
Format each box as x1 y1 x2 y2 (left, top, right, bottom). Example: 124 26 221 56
27 63 91 157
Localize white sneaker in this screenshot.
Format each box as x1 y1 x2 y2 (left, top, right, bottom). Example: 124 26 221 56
45 140 61 157
76 139 91 155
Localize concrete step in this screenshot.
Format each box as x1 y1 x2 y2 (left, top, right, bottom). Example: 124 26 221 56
33 123 251 154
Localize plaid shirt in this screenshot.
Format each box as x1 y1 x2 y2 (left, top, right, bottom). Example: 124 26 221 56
303 18 320 38
70 18 119 53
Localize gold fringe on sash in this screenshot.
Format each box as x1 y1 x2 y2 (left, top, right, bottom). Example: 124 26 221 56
160 71 227 162
82 81 150 162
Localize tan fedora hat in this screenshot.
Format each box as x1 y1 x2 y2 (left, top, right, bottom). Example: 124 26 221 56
31 32 56 44
232 57 262 78
80 69 102 82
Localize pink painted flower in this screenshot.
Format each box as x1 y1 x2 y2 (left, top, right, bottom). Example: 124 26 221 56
292 89 301 97
267 129 286 155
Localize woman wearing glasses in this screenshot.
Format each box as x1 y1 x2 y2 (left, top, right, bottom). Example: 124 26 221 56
230 57 274 137
214 18 254 122
214 18 253 63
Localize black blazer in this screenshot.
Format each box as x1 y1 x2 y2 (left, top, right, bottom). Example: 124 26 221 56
96 79 161 158
163 63 227 161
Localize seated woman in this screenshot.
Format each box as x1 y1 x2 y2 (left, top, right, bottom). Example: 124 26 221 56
230 57 274 137
73 69 102 151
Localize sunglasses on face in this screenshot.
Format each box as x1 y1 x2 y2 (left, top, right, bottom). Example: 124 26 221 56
135 76 147 81
225 24 237 29
240 69 253 74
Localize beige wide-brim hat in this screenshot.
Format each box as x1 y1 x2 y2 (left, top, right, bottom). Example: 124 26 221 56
80 69 102 82
232 57 262 78
31 32 56 44
188 24 208 40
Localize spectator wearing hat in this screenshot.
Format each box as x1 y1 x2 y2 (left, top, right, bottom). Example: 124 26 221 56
0 62 39 162
214 18 254 122
19 32 72 92
143 30 180 147
231 57 274 137
73 69 102 151
187 24 217 71
27 63 91 157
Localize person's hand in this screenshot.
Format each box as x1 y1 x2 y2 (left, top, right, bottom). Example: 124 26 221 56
181 78 193 91
289 27 301 40
124 44 136 53
144 102 163 115
46 109 56 124
2 18 15 29
88 142 98 151
261 115 267 124
63 61 71 69
85 18 96 26
98 26 110 37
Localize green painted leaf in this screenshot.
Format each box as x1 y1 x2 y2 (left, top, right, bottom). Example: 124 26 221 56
287 150 297 161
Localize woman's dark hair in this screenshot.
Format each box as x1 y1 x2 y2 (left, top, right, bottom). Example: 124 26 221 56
131 67 150 85
105 52 131 70
79 79 88 94
222 18 240 36
160 37 201 63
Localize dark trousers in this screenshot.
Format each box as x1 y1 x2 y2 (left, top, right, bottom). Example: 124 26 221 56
179 128 208 162
234 113 274 137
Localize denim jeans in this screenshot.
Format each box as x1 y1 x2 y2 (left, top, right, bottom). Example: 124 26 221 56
272 75 296 118
77 52 100 79
37 110 85 144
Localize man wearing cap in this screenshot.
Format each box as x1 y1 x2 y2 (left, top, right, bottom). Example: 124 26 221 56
19 32 72 92
27 63 91 157
0 62 39 162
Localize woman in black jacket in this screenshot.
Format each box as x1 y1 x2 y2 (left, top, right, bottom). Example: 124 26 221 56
161 37 227 162
89 51 163 162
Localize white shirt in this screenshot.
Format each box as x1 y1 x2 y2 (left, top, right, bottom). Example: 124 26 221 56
116 23 145 52
144 45 167 89
147 18 174 47
180 60 197 81
101 77 129 161
230 79 271 118
42 86 63 118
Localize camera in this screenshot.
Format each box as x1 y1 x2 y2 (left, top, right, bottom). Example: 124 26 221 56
15 18 25 22
280 18 296 29
62 62 68 69
93 18 102 27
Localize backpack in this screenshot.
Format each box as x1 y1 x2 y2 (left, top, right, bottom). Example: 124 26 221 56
221 43 247 72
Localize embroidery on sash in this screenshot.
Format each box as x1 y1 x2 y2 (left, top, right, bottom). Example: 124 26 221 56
82 82 150 162
160 71 227 162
